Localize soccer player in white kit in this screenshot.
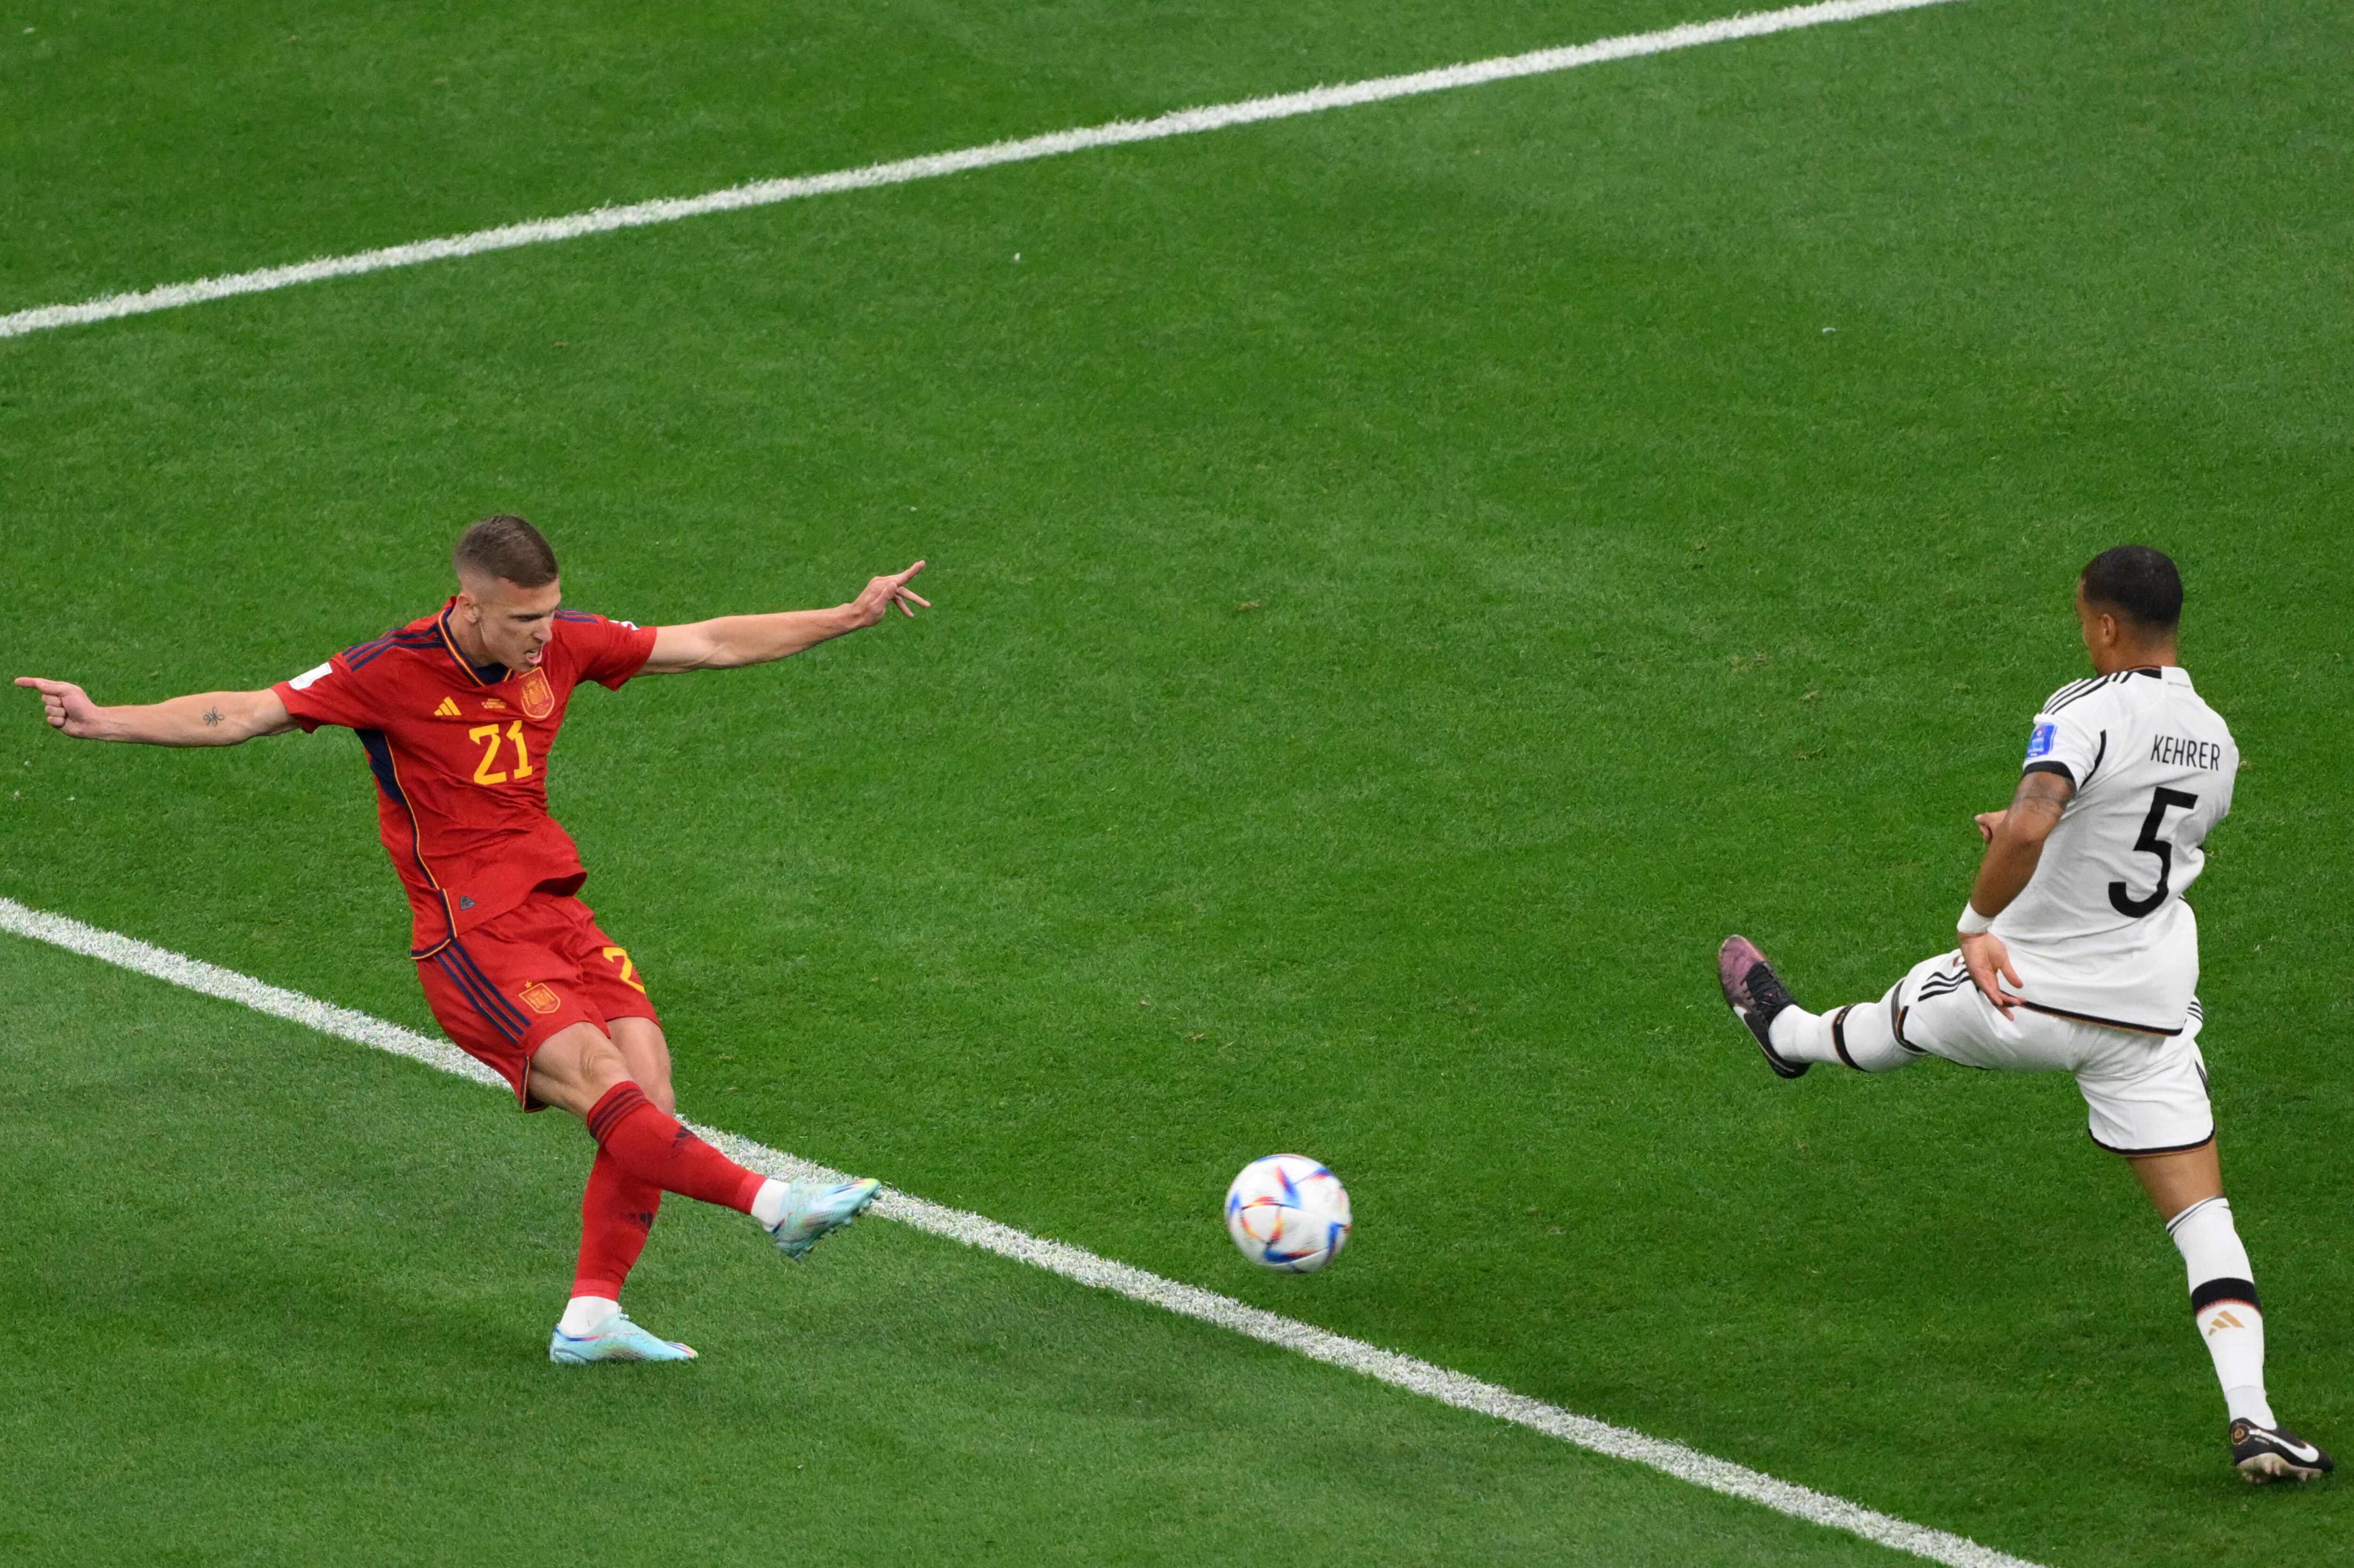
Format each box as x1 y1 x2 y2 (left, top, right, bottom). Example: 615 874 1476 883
1717 547 2331 1484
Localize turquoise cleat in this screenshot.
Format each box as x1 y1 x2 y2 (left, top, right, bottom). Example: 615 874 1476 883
548 1313 699 1366
765 1177 883 1260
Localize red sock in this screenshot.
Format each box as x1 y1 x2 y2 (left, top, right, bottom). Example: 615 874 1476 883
573 1147 664 1300
585 1082 766 1214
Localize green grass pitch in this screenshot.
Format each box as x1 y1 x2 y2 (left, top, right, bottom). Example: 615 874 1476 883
4 2 2350 1565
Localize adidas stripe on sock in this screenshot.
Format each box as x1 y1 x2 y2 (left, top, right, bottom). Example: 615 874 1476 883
2169 1196 2275 1429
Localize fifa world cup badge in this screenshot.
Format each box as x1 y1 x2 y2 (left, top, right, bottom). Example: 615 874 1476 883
519 667 555 720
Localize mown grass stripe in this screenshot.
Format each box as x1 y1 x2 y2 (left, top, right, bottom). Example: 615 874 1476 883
0 0 1965 342
0 893 2040 1568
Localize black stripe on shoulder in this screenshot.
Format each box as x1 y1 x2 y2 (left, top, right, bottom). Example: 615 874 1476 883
2044 672 2126 716
2040 675 2100 713
553 609 603 623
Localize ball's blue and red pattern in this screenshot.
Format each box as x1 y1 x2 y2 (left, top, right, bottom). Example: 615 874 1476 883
1224 1154 1352 1273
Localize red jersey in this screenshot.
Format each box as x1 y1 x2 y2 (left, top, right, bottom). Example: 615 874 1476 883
273 601 658 956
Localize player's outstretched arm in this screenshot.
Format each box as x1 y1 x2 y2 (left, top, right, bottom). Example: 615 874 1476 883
641 561 929 674
1957 768 2074 1012
13 678 293 746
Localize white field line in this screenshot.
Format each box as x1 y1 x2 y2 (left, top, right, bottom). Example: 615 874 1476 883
0 0 1963 343
0 894 2039 1568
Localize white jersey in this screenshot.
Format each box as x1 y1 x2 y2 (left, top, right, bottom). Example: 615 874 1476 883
1994 665 2236 1034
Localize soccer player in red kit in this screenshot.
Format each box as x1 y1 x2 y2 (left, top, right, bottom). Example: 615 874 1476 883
17 515 930 1364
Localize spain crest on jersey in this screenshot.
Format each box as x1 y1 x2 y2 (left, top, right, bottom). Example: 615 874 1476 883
519 667 555 720
519 981 562 1015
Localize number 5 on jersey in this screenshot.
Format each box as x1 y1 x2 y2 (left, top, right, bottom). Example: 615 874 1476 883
2110 786 2197 917
469 721 536 785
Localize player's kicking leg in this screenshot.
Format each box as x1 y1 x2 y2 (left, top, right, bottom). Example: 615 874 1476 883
531 1021 881 1364
1716 936 1920 1077
1717 936 2332 1482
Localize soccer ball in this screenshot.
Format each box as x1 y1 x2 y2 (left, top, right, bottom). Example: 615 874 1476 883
1224 1154 1352 1273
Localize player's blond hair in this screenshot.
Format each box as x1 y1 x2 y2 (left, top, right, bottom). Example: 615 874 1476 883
453 515 559 588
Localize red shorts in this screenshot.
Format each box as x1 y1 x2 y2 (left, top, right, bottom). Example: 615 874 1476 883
415 891 660 1109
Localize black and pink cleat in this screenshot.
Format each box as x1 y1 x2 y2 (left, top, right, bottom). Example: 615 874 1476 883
1717 935 1807 1079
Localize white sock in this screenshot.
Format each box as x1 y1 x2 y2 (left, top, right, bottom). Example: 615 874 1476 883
1768 998 1914 1072
2169 1197 2276 1428
557 1295 621 1337
2203 1304 2273 1429
749 1178 790 1230
1767 1005 1836 1062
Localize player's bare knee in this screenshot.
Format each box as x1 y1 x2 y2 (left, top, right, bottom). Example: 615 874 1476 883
580 1037 631 1095
607 1017 676 1113
530 1022 635 1116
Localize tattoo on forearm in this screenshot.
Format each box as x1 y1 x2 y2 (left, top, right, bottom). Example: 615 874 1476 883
201 707 223 726
2013 770 2072 815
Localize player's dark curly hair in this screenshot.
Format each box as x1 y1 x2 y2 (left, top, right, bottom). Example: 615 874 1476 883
453 515 559 588
2079 545 2180 631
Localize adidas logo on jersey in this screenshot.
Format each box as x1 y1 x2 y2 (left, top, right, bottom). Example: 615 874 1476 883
433 697 461 717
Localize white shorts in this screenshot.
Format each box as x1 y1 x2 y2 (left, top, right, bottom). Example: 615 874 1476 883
1886 950 2214 1156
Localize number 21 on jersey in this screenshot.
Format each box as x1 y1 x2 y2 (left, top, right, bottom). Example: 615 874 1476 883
468 721 535 785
